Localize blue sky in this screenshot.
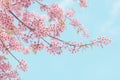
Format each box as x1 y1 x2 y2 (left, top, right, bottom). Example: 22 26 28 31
9 0 120 80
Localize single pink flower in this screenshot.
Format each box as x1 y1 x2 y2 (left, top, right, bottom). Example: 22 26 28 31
79 0 88 7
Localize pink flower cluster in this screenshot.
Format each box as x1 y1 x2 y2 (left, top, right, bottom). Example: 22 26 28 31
47 3 63 21
65 9 75 17
0 62 11 71
70 19 89 38
40 4 48 11
33 21 50 38
46 39 62 55
0 0 112 79
0 56 19 80
20 0 31 7
0 10 14 30
31 42 44 53
0 0 11 10
92 36 112 48
17 59 28 72
11 0 31 8
7 70 19 79
0 30 8 41
49 22 65 36
70 19 81 27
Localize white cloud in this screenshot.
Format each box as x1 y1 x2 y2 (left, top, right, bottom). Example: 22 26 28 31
99 0 120 38
59 0 73 9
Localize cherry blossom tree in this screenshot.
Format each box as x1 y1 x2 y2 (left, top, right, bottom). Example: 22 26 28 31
0 0 111 80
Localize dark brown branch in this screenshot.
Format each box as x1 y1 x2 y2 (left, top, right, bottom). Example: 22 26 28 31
48 35 99 48
41 38 52 46
48 35 76 47
9 10 35 31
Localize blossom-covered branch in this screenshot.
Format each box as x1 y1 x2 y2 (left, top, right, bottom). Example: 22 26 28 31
0 0 112 80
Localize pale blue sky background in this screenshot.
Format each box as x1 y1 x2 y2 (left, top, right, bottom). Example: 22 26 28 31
9 0 120 80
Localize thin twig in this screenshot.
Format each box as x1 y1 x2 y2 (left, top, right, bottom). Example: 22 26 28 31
48 35 76 47
41 38 52 46
0 39 21 64
36 0 44 6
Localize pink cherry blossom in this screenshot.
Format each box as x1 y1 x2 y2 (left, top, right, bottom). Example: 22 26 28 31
49 22 65 36
40 4 48 11
70 19 81 27
7 70 19 79
0 61 11 71
79 0 88 7
91 36 112 48
31 42 44 53
0 58 19 80
46 39 62 55
17 59 28 72
47 3 63 21
65 9 75 17
0 0 111 79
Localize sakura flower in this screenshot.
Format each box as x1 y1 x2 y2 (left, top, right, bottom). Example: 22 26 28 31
70 19 81 27
31 42 44 52
17 59 28 72
40 4 48 11
65 9 75 17
49 22 65 36
79 0 88 7
0 61 11 71
46 39 62 55
7 70 19 79
47 3 63 21
91 36 112 48
20 0 31 7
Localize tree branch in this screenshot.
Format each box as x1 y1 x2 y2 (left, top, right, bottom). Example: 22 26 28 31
9 10 35 31
8 9 97 49
0 39 21 64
